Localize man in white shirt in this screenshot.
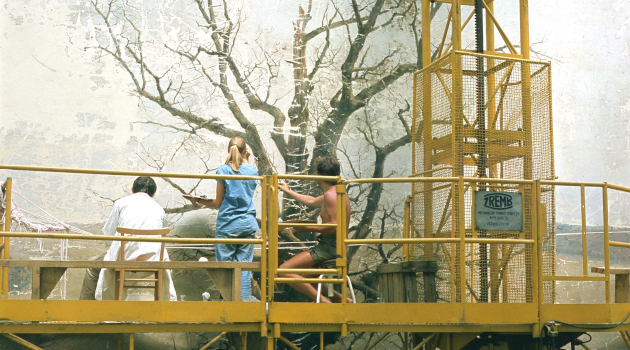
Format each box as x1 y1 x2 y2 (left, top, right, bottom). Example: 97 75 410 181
95 176 177 301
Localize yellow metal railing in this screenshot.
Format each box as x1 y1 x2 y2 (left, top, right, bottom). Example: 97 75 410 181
1 163 630 308
267 174 349 302
0 164 266 302
536 180 630 305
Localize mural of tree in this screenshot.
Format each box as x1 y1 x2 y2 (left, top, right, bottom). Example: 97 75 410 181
88 0 439 222
88 3 441 346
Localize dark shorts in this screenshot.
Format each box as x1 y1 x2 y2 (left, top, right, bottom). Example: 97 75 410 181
308 235 337 265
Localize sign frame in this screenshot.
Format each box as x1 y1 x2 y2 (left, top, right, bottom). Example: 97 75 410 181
473 191 523 232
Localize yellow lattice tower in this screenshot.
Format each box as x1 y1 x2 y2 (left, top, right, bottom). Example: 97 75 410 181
412 0 556 304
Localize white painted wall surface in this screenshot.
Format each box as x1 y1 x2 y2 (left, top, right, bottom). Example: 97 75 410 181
0 0 628 226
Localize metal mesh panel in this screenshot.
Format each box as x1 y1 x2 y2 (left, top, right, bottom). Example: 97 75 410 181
412 52 555 304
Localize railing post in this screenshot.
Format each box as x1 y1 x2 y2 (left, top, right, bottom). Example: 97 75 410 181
268 174 279 302
603 183 610 303
260 176 268 308
458 177 466 303
403 196 411 261
336 184 348 304
580 184 588 277
2 177 11 298
525 180 542 308
535 180 543 311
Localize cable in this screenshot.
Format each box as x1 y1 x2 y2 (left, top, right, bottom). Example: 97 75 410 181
539 311 630 349
553 309 630 330
574 333 592 345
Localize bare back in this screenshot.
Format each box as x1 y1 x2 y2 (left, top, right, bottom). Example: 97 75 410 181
319 186 351 235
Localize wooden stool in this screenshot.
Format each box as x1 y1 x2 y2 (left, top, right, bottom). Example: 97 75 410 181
114 227 170 301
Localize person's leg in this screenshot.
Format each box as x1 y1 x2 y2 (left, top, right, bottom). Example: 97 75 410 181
163 269 177 301
318 284 353 303
278 251 331 303
235 242 255 300
215 242 236 262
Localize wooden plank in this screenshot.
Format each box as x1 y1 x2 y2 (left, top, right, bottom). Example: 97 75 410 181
388 273 396 303
404 272 418 303
31 267 41 300
592 267 630 275
377 264 403 274
380 274 389 303
0 260 260 271
40 267 67 300
233 267 241 302
401 261 439 273
616 274 630 304
423 271 438 302
393 272 402 302
206 268 234 301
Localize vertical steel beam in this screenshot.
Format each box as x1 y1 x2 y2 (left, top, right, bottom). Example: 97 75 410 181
452 0 462 51
422 0 431 66
421 0 435 261
267 336 275 350
603 184 610 303
2 177 11 297
320 332 324 350
458 177 466 303
581 184 588 276
268 174 279 302
336 184 348 305
536 181 544 308
519 0 530 59
531 181 540 308
260 176 268 305
403 196 411 261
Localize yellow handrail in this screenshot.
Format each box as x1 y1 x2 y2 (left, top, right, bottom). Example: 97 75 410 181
0 231 262 245
0 164 262 181
2 164 630 309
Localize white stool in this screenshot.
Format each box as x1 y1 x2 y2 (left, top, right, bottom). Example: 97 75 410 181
314 259 356 303
316 274 356 303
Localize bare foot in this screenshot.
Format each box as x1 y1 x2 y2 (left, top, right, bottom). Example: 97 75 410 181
330 294 354 303
318 296 332 303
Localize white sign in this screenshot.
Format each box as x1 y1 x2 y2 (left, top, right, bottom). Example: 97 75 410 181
474 191 523 231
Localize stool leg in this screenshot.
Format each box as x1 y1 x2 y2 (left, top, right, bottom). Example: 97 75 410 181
118 269 125 300
346 276 356 303
115 271 120 300
156 270 162 301
316 275 324 303
327 280 333 299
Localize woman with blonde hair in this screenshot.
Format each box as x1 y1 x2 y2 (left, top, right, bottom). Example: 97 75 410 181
184 136 259 301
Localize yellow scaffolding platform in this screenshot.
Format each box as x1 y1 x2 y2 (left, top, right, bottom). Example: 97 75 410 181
0 165 629 350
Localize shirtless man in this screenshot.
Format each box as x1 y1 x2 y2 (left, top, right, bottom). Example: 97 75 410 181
278 156 352 303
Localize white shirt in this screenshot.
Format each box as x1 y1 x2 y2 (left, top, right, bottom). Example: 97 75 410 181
101 192 167 262
96 192 177 301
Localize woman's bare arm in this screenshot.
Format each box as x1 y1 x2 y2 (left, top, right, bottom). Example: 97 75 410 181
183 181 225 209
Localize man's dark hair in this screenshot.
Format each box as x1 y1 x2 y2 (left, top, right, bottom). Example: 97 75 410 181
132 176 157 196
314 156 341 184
